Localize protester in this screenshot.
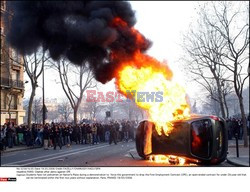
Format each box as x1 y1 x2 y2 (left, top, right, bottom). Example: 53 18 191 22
0 120 138 151
86 124 92 144
91 123 98 145
109 122 117 145
0 125 7 150
43 125 49 150
6 123 14 148
81 123 87 144
52 124 62 150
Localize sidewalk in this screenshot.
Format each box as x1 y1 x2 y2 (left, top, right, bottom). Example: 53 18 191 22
227 138 249 167
1 145 42 154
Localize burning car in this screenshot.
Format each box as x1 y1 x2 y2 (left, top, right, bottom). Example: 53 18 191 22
136 115 228 165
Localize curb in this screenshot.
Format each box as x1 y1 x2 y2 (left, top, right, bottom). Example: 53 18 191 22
1 146 42 154
226 157 249 167
228 144 244 148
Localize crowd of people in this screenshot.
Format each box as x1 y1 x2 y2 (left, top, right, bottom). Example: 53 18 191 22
226 117 250 140
0 120 138 151
1 116 249 151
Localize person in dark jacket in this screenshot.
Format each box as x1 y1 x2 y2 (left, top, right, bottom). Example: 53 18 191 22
26 128 32 147
64 126 71 147
232 118 240 139
43 125 49 150
97 123 103 143
0 125 7 150
31 123 37 146
16 125 23 145
48 126 53 147
109 123 117 145
6 123 14 148
69 125 73 145
123 121 129 142
52 125 62 150
75 125 81 144
81 124 87 144
62 126 66 146
226 118 233 140
58 126 63 149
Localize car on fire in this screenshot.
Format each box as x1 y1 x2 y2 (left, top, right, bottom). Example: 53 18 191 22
136 115 228 165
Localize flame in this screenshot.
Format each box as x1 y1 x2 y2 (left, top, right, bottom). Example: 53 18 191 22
191 130 202 150
149 155 186 166
115 52 190 135
148 155 199 166
112 17 190 136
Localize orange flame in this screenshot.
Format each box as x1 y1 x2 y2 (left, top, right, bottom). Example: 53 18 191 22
148 155 199 166
114 51 190 135
191 130 202 151
149 155 186 165
112 17 190 136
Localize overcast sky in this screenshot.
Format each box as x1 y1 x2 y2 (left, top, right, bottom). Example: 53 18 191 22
23 1 200 102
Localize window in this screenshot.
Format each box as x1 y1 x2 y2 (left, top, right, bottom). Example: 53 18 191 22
12 70 20 81
9 94 17 109
12 50 20 63
191 119 213 159
12 70 17 80
1 1 5 10
1 92 6 109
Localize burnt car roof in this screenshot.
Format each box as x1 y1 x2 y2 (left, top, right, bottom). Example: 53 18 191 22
140 114 224 124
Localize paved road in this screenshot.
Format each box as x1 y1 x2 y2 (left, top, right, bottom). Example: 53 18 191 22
0 141 233 167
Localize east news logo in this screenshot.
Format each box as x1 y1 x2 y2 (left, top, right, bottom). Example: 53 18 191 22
0 177 17 182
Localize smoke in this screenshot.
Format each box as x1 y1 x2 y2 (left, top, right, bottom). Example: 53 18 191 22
6 1 151 83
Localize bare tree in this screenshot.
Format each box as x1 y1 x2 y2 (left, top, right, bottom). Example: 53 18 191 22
221 80 234 117
82 101 99 120
51 59 96 124
58 99 73 123
32 97 42 123
47 110 59 123
226 86 249 117
202 1 249 147
200 96 221 116
182 9 232 118
23 48 49 129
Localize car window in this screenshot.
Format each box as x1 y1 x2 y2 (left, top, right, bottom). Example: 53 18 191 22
191 119 213 158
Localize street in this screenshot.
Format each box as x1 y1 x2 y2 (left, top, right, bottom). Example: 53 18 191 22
0 141 233 167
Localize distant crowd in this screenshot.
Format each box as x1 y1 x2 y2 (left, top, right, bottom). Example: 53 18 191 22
1 116 249 151
226 117 250 140
0 120 138 151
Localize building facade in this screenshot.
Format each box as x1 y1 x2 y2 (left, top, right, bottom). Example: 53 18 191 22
1 1 25 125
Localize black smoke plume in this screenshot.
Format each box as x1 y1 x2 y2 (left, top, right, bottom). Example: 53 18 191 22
6 1 151 83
